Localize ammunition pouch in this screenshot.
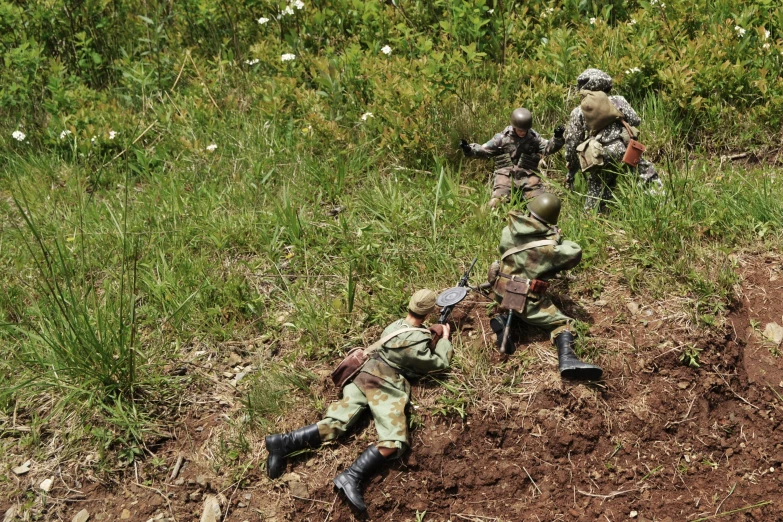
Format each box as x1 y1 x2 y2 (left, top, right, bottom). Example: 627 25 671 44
516 153 541 172
493 274 550 314
576 138 605 172
620 121 645 167
494 153 513 170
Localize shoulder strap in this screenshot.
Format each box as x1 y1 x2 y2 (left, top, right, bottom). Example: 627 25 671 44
501 239 558 261
365 326 429 354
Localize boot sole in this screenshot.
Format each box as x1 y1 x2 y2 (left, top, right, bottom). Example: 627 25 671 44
560 367 603 380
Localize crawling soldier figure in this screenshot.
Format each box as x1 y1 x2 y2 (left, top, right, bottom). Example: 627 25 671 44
461 108 565 209
488 193 602 380
264 290 453 512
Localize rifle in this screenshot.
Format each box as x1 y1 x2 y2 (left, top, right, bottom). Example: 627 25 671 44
436 257 478 324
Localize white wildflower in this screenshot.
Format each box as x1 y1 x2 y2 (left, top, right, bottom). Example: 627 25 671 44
206 143 217 152
12 130 25 141
763 42 771 49
589 17 596 25
547 7 554 13
292 0 304 9
661 2 665 7
245 58 260 65
765 30 770 40
650 0 657 5
109 130 117 140
258 17 269 24
59 129 72 140
381 45 392 55
734 25 746 37
629 18 637 25
488 9 494 14
361 112 373 121
281 53 296 62
91 135 97 144
282 5 294 15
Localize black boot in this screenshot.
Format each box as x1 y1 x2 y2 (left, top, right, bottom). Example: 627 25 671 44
333 446 386 512
555 331 603 380
265 424 321 479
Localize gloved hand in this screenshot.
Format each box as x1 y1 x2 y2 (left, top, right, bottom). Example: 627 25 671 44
553 125 565 139
459 139 471 156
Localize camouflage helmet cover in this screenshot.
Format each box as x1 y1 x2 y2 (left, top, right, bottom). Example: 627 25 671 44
510 108 533 130
577 68 613 92
527 193 562 226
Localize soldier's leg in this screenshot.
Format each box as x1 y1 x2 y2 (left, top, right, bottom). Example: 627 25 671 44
516 173 545 200
584 171 604 211
489 167 513 208
366 382 411 458
317 382 368 442
333 376 406 512
519 294 602 380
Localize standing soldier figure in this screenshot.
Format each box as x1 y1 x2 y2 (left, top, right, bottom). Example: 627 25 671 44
488 193 602 380
460 108 565 209
264 290 453 512
564 68 663 212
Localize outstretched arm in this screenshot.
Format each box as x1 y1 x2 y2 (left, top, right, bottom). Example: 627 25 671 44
463 132 504 158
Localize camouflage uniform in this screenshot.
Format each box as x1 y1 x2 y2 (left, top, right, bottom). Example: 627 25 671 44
564 69 662 212
317 318 453 456
466 126 564 202
492 211 582 341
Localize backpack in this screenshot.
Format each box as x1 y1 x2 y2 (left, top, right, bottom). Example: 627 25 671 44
579 90 624 134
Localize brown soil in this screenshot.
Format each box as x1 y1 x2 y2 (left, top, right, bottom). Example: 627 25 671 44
3 257 783 522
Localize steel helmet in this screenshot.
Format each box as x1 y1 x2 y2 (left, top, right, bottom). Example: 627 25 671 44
510 108 533 131
527 193 561 225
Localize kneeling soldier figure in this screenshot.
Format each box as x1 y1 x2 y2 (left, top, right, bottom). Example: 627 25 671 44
264 289 453 512
489 193 602 380
461 108 565 209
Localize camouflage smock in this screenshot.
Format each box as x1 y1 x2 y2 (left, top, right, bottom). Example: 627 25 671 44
493 211 582 340
497 211 582 281
317 318 452 453
467 126 564 171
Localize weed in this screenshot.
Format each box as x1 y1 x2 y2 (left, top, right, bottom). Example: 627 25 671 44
680 346 702 369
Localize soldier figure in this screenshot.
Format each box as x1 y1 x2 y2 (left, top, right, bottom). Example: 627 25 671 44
488 193 602 380
264 290 453 512
565 68 663 212
460 108 565 209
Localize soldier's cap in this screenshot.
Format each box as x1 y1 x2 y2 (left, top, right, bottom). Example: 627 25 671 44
576 68 613 93
409 289 438 316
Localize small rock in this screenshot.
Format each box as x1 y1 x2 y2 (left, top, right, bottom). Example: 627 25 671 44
626 301 640 315
39 477 54 493
243 493 251 500
190 491 202 502
678 381 690 389
120 509 131 520
630 511 638 518
174 478 185 486
594 300 608 307
227 352 242 366
289 481 309 498
196 475 208 487
72 510 90 522
237 502 247 508
94 515 105 521
200 495 222 522
726 448 734 457
280 472 301 484
12 460 31 475
763 322 783 344
222 371 233 378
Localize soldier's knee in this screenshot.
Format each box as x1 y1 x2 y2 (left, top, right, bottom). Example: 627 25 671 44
376 440 408 460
